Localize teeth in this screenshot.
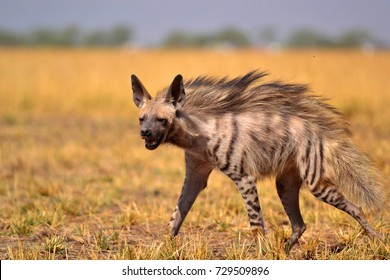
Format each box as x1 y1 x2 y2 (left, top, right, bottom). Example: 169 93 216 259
146 139 157 146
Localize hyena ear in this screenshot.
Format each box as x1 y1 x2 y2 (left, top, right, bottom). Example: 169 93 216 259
165 74 186 108
131 74 152 108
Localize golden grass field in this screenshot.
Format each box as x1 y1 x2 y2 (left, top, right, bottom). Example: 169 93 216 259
0 48 389 260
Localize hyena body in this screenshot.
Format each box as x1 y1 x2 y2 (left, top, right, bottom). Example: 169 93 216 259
131 71 383 252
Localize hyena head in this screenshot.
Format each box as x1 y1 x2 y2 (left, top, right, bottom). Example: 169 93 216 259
131 74 186 150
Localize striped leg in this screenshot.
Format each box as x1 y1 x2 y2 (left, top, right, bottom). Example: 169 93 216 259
233 175 267 235
309 180 382 240
169 154 213 236
276 165 306 253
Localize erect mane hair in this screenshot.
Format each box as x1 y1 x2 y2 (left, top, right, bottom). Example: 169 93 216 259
182 70 309 115
179 70 350 136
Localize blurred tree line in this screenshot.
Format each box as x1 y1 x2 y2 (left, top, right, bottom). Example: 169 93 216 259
163 26 386 49
161 27 251 48
0 24 386 49
0 25 133 47
283 28 384 49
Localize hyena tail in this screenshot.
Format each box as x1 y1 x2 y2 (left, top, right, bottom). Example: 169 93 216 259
331 141 385 210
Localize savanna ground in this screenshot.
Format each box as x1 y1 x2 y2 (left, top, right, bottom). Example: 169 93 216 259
0 48 389 260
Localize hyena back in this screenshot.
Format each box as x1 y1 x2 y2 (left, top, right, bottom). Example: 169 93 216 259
131 71 383 252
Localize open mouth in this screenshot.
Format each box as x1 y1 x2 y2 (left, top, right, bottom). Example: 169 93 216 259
144 135 164 150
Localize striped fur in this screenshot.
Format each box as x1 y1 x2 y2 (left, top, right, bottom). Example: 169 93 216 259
131 71 384 252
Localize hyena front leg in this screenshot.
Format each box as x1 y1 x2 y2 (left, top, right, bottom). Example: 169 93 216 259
276 164 306 253
231 175 267 235
169 154 213 236
309 180 382 240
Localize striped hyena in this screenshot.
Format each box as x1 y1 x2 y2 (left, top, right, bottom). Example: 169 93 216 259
131 71 383 252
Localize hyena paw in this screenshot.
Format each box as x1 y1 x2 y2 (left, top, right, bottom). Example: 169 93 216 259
251 226 267 237
367 229 384 242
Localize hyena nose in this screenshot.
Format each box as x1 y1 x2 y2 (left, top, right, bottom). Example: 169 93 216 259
140 129 152 138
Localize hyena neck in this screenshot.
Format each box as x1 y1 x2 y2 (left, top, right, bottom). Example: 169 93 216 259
166 110 208 154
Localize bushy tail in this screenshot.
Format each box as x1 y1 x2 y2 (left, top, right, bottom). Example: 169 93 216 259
331 141 385 210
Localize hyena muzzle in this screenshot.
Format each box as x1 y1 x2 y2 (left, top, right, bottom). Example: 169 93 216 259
130 71 384 252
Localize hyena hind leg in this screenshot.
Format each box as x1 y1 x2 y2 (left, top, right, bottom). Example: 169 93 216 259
309 180 382 241
276 166 307 253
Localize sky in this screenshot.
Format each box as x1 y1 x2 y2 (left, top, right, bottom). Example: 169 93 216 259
1 0 389 45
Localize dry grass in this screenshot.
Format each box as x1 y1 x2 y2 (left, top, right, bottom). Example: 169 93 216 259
0 48 389 260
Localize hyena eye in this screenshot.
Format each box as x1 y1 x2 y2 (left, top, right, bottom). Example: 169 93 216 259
156 118 168 126
139 117 145 123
